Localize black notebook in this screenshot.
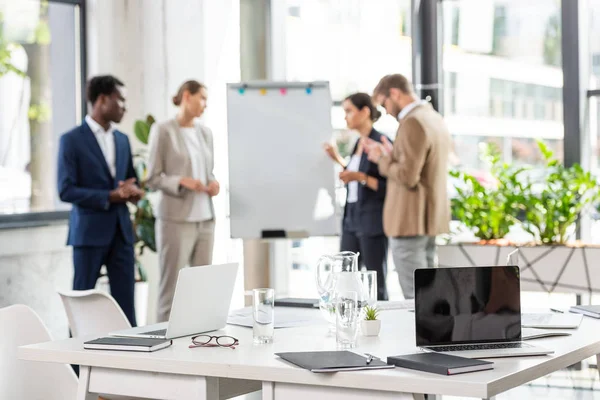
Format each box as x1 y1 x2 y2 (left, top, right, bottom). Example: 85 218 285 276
276 351 395 373
387 353 494 376
274 298 319 308
84 337 173 352
569 305 600 319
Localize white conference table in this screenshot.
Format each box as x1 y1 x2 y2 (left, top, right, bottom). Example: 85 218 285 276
19 308 600 400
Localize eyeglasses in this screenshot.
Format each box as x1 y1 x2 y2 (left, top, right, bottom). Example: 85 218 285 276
189 335 239 349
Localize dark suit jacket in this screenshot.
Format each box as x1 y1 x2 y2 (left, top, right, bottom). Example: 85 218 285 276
342 128 391 237
57 122 137 247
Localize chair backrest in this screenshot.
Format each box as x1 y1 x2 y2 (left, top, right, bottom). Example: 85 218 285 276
58 289 131 337
0 304 78 400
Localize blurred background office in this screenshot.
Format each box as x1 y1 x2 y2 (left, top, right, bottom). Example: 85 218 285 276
3 1 600 396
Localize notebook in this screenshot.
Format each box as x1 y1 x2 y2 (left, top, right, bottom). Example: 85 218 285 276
386 353 494 376
276 351 395 373
569 305 600 319
521 328 572 340
274 298 319 308
84 337 173 352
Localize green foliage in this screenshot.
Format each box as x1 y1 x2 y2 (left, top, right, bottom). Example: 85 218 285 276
0 12 26 77
450 143 530 240
131 115 157 282
134 115 155 145
32 20 51 45
364 306 379 321
521 141 600 245
451 140 600 245
28 102 52 123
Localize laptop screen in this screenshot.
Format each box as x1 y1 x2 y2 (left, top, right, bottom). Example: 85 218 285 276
414 266 521 346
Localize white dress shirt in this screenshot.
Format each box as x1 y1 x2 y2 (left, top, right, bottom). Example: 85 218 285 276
345 154 361 204
397 99 428 121
85 115 116 178
180 126 213 222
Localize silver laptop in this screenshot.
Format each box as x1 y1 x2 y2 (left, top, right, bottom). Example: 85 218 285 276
414 266 553 359
110 263 238 339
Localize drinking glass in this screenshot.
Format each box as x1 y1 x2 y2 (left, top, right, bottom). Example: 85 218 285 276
335 290 359 349
253 288 275 344
359 270 377 308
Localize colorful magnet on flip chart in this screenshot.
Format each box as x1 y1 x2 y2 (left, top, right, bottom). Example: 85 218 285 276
306 87 312 94
238 87 245 94
259 88 267 95
280 88 287 95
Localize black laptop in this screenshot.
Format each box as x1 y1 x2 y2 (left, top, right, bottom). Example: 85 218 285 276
414 266 553 358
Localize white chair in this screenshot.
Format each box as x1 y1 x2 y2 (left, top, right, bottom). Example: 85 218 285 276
0 304 78 400
58 289 131 337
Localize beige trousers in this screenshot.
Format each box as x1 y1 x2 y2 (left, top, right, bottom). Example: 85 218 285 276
156 218 215 322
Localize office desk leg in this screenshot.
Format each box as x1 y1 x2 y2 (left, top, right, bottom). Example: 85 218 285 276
77 366 99 400
262 381 419 400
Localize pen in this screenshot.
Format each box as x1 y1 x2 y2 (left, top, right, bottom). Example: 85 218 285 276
365 353 374 365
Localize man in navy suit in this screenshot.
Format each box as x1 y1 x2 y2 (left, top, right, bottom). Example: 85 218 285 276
57 75 143 326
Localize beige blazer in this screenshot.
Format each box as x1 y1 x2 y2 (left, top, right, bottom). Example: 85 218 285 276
146 118 216 222
378 103 451 237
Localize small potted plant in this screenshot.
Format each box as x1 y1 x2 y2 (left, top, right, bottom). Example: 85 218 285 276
360 306 381 336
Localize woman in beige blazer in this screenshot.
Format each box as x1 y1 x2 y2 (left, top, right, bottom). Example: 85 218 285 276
146 80 219 322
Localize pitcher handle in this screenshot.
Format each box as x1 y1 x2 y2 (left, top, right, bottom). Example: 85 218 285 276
315 254 334 296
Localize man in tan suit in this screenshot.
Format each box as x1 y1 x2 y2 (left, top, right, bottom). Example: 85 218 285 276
363 74 451 299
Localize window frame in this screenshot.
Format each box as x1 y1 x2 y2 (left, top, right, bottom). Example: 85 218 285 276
0 0 87 229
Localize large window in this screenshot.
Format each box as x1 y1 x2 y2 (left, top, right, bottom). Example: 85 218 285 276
442 0 563 175
271 0 411 298
0 0 84 218
282 0 411 138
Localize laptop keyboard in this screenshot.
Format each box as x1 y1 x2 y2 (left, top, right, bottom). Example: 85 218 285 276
430 342 532 352
142 328 167 336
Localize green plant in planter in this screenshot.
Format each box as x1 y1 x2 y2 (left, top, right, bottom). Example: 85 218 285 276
130 115 157 282
364 306 379 321
450 143 530 241
521 141 600 245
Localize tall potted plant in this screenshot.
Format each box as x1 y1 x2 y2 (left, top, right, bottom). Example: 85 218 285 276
129 115 157 325
521 141 600 245
96 115 156 325
449 142 530 242
440 140 600 295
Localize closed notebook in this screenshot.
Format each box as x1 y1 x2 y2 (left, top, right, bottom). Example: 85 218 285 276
522 328 572 340
570 305 600 318
387 353 493 376
84 337 172 352
276 351 395 373
274 298 318 308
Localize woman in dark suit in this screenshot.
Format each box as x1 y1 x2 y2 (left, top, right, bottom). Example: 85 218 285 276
323 92 391 300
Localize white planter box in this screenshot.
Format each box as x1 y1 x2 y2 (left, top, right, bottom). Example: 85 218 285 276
438 243 600 295
360 319 381 336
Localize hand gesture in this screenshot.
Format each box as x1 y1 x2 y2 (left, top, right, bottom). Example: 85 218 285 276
110 178 144 203
323 142 338 161
339 170 361 184
381 136 393 154
179 177 205 192
206 180 220 197
119 179 144 203
362 137 388 164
